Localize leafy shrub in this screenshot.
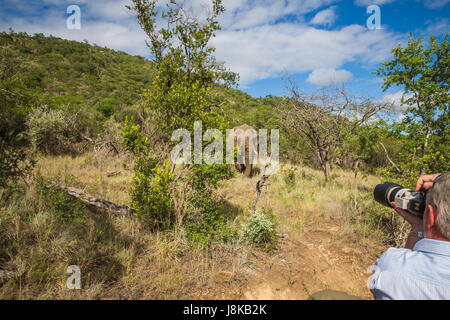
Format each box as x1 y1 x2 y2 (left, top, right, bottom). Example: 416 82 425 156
121 118 175 229
0 147 35 197
97 98 119 118
36 175 86 223
27 107 81 155
243 209 277 250
182 164 235 245
121 114 235 242
184 194 237 246
130 160 175 229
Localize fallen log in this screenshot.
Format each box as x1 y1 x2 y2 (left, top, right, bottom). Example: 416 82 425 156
106 171 121 177
48 181 135 215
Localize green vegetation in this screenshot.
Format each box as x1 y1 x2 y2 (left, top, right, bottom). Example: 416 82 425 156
0 30 155 111
36 174 87 224
376 34 449 188
119 0 236 244
0 0 447 300
243 209 277 251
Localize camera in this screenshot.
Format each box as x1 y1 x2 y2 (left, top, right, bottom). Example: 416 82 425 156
374 182 427 216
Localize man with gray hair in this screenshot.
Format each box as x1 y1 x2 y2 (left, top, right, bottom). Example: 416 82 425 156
370 173 450 300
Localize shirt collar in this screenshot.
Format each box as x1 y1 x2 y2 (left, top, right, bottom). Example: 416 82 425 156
413 238 450 257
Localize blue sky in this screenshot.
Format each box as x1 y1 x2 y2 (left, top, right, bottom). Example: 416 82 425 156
0 0 448 106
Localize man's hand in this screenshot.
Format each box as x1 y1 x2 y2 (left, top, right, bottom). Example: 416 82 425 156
416 173 441 191
391 201 424 249
391 202 423 232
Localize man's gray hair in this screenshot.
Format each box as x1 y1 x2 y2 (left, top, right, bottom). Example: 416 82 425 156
426 173 450 239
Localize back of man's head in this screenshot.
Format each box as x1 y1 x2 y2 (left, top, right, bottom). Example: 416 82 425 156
426 173 450 239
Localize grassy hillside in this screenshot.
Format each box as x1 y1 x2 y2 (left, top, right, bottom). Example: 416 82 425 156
211 87 282 128
1 31 279 128
0 31 155 117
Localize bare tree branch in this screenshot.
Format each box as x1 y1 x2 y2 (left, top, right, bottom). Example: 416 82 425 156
379 142 402 173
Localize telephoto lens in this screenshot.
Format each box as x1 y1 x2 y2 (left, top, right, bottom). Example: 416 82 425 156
373 182 426 216
373 182 402 209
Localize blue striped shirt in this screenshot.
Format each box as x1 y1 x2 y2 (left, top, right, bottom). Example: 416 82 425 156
370 239 450 300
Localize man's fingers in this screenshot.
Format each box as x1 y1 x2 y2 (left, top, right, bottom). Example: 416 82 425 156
416 176 427 191
415 173 441 191
422 182 434 190
391 202 423 227
391 202 410 218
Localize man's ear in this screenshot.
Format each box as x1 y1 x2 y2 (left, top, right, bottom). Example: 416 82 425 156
426 204 437 229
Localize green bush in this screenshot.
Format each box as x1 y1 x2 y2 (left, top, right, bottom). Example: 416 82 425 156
120 118 175 229
0 147 35 196
36 175 86 223
97 98 119 118
27 107 81 155
130 160 175 229
182 164 235 245
184 197 236 246
243 209 277 250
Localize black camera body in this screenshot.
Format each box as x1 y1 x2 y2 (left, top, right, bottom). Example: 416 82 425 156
374 182 427 216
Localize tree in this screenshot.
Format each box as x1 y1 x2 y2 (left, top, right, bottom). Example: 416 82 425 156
123 0 237 241
376 33 449 176
0 43 38 191
128 0 237 87
280 81 389 181
127 0 238 137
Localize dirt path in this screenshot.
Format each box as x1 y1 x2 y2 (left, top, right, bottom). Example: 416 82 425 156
205 173 385 300
240 228 376 300
197 221 381 300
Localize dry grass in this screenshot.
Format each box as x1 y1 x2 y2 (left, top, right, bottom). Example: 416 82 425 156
0 153 388 299
34 152 133 205
219 163 383 248
0 152 250 299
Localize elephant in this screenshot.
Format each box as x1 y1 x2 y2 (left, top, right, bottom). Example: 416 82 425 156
227 124 258 178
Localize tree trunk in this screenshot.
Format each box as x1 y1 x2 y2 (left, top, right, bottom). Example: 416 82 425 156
317 149 331 182
320 149 331 181
324 160 331 181
353 159 360 210
48 181 134 215
423 126 432 155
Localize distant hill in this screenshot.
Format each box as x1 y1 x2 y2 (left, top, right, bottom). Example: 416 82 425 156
212 86 282 129
0 31 279 128
0 31 155 118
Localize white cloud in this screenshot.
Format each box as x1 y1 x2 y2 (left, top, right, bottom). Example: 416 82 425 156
307 68 353 86
421 0 450 9
85 0 134 21
354 0 397 6
423 18 450 36
219 0 341 30
310 6 337 26
381 90 413 111
212 23 403 83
